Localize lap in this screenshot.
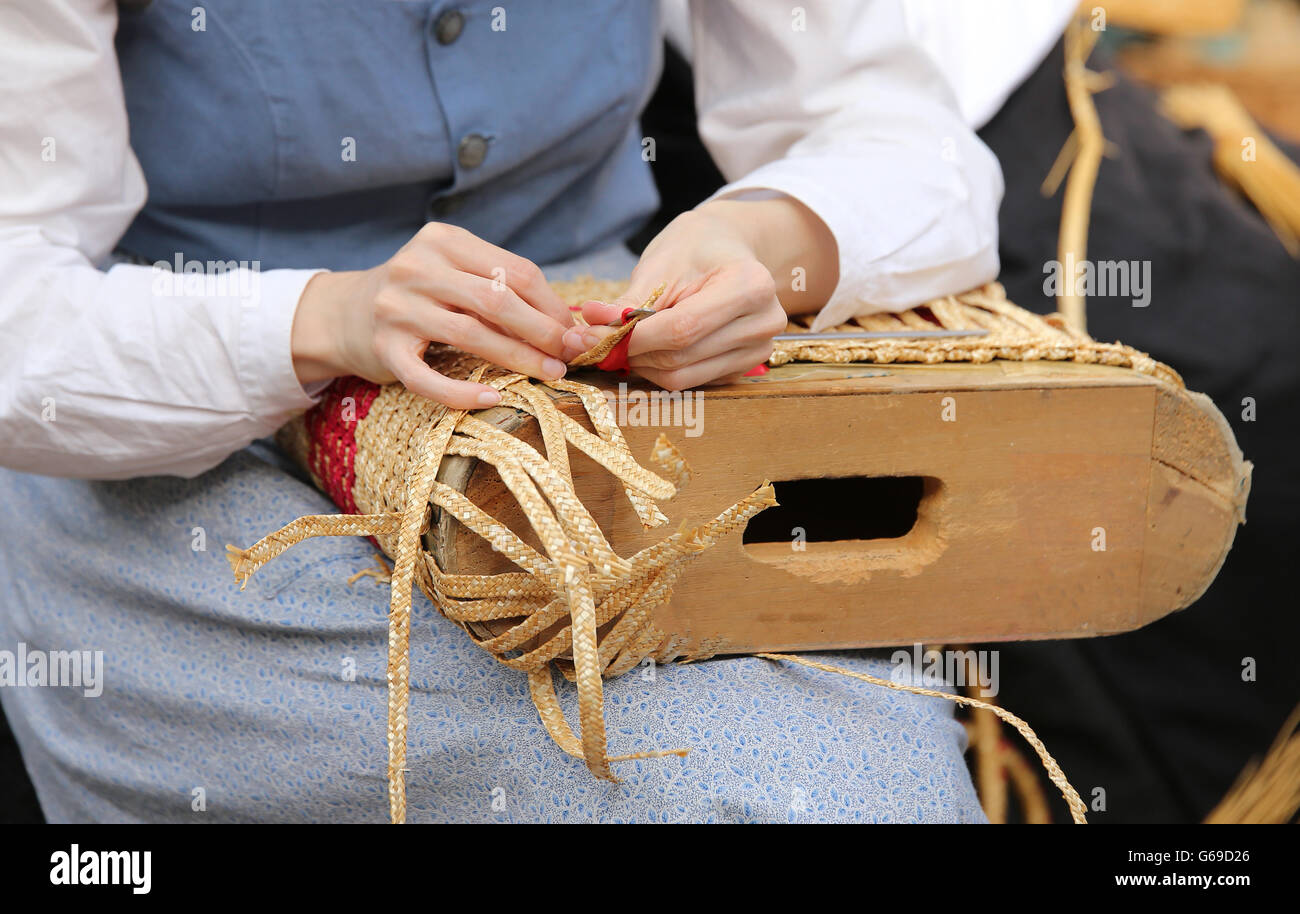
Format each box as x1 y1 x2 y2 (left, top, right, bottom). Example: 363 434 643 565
0 446 981 823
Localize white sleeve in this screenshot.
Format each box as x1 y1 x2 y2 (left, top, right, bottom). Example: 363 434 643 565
690 0 1004 330
901 0 1077 129
0 0 323 480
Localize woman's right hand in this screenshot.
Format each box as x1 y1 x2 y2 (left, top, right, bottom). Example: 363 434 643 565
291 222 584 408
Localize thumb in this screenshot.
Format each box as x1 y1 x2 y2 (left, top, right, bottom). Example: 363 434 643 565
578 299 624 326
584 275 670 326
569 290 651 355
563 281 666 360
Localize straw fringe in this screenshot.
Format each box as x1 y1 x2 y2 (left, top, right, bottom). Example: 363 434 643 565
1205 705 1300 824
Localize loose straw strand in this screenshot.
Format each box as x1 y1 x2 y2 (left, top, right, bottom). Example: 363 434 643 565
1052 15 1109 335
756 652 1089 824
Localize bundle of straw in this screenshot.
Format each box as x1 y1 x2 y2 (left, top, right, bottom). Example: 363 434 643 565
1162 83 1300 256
1205 706 1300 824
1084 0 1246 36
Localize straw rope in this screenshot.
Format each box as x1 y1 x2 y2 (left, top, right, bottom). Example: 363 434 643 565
952 645 1053 824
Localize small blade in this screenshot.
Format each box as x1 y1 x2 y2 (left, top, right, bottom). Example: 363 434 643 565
606 308 658 326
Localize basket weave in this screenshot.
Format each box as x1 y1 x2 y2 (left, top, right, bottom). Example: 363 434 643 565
227 281 1136 824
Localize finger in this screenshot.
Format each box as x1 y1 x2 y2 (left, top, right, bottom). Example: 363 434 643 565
434 272 573 360
634 342 774 392
627 263 776 358
627 311 774 372
428 224 571 325
560 300 614 356
566 273 688 354
625 284 742 359
387 345 504 410
415 308 568 381
577 299 623 325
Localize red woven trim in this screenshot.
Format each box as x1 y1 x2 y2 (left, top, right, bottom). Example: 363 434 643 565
303 376 381 515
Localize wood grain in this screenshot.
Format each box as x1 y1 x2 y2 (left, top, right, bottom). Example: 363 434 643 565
427 361 1249 659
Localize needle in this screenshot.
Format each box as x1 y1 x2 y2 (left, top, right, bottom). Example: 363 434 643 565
773 328 990 341
605 308 658 326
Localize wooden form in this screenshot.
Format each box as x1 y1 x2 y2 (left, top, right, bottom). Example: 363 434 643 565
427 361 1250 658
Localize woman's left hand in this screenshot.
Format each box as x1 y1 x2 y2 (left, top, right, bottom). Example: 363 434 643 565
563 203 792 390
564 197 839 389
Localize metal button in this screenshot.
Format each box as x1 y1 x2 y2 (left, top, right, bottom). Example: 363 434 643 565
433 9 464 45
457 133 489 169
428 193 464 219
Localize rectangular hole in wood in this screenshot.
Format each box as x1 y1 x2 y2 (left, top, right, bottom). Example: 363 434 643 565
742 476 926 544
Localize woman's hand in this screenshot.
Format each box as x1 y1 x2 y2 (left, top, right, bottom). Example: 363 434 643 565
562 197 839 390
291 222 584 408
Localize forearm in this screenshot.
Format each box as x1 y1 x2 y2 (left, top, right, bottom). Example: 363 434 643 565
693 197 840 317
693 0 1003 330
291 269 368 385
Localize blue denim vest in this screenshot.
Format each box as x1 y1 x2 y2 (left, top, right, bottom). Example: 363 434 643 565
115 0 660 269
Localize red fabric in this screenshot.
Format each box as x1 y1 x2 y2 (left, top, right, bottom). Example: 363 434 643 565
303 376 381 515
592 308 639 373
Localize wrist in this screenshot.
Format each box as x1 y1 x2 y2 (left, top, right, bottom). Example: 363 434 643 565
694 197 839 315
291 270 354 384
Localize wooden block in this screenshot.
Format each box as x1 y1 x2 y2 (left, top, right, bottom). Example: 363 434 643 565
426 361 1250 659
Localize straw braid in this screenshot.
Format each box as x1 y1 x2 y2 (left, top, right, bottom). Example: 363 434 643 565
769 283 1182 387
226 513 405 586
383 386 471 822
230 354 776 819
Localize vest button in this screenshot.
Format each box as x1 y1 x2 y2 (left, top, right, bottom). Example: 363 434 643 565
428 193 464 219
457 134 489 169
434 9 465 45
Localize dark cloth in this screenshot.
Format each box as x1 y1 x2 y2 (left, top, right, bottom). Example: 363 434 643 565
978 40 1300 822
0 717 40 823
627 42 726 254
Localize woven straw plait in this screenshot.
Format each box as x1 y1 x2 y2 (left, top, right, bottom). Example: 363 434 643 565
238 321 777 820
229 278 1120 824
775 283 1182 385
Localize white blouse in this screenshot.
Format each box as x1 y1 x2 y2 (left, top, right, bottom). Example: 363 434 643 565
0 0 1011 479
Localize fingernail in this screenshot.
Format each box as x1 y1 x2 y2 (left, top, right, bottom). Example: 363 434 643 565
542 357 567 379
477 390 501 407
582 328 606 348
561 329 585 356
